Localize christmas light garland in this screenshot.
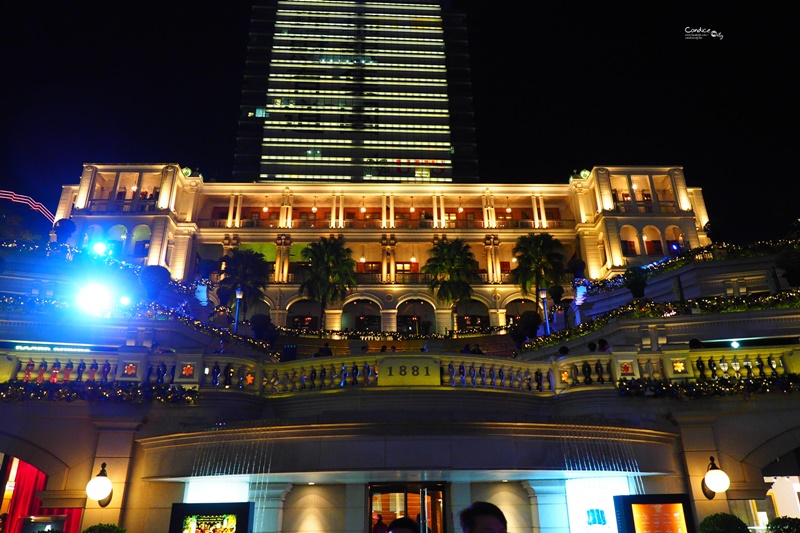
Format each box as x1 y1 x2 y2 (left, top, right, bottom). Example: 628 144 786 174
0 380 197 404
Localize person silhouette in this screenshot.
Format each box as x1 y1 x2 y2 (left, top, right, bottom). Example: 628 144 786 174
373 514 389 533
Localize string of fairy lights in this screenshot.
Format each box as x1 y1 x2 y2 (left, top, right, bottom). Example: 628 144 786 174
0 238 798 402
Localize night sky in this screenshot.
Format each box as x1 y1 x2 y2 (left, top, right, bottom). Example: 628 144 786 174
1 2 795 244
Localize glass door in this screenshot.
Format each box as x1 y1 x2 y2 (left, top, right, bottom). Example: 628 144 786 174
368 483 446 533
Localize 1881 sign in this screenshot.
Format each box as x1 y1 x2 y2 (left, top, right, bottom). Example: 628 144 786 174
377 357 439 386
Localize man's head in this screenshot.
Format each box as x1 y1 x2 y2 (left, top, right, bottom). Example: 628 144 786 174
459 501 507 533
388 517 419 533
375 514 383 522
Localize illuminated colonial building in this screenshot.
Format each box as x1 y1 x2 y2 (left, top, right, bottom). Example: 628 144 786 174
54 164 714 333
2 2 797 532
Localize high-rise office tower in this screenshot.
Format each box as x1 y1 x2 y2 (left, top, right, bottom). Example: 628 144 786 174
234 0 478 183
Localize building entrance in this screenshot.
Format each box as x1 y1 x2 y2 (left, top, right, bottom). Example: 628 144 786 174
369 483 445 533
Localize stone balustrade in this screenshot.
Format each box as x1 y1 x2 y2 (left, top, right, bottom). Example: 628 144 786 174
3 346 797 400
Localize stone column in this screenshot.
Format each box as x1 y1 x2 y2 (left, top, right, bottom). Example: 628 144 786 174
670 168 693 211
146 218 169 267
74 165 96 210
532 195 540 228
227 195 236 228
604 219 624 267
170 234 193 282
449 483 472 532
344 484 367 533
439 193 446 228
489 309 506 328
595 168 614 211
282 241 290 282
538 196 548 228
330 193 337 228
285 191 293 228
435 309 453 335
274 244 284 283
324 309 343 331
249 482 293 533
493 237 501 281
380 309 397 332
338 193 344 229
272 309 288 328
522 480 570 533
647 175 662 213
482 193 490 228
80 419 143 531
159 165 179 211
389 246 396 283
670 415 732 523
235 194 243 228
382 244 388 283
389 195 395 229
484 241 495 283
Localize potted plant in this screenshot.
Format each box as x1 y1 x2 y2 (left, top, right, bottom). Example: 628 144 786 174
768 516 800 532
698 512 749 533
81 524 127 533
623 266 648 299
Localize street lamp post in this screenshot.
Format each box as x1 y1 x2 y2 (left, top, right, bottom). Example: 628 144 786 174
234 287 243 334
539 287 550 336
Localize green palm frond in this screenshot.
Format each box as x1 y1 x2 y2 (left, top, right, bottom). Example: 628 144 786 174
509 233 565 297
421 238 480 305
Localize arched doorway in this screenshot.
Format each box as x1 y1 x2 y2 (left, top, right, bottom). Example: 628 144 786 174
505 298 538 328
397 299 435 336
342 299 381 332
455 299 489 332
286 300 322 330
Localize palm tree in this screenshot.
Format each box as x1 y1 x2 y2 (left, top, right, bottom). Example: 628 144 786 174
510 233 565 299
218 248 271 319
421 238 480 329
298 235 358 329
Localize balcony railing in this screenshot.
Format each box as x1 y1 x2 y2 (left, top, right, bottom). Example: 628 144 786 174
613 202 678 214
200 219 575 230
87 200 159 213
12 347 792 400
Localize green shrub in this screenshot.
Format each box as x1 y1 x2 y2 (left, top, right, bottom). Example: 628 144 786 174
768 516 800 532
698 512 749 533
81 524 127 533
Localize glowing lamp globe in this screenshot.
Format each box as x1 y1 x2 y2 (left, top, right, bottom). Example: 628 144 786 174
704 467 730 493
86 474 113 501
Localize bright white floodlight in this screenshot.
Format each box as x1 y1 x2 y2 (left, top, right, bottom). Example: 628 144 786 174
76 283 112 315
92 242 107 255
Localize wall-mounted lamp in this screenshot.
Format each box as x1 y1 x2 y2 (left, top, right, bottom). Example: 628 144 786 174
86 462 113 507
538 287 550 336
701 456 730 499
234 287 243 334
312 196 318 213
